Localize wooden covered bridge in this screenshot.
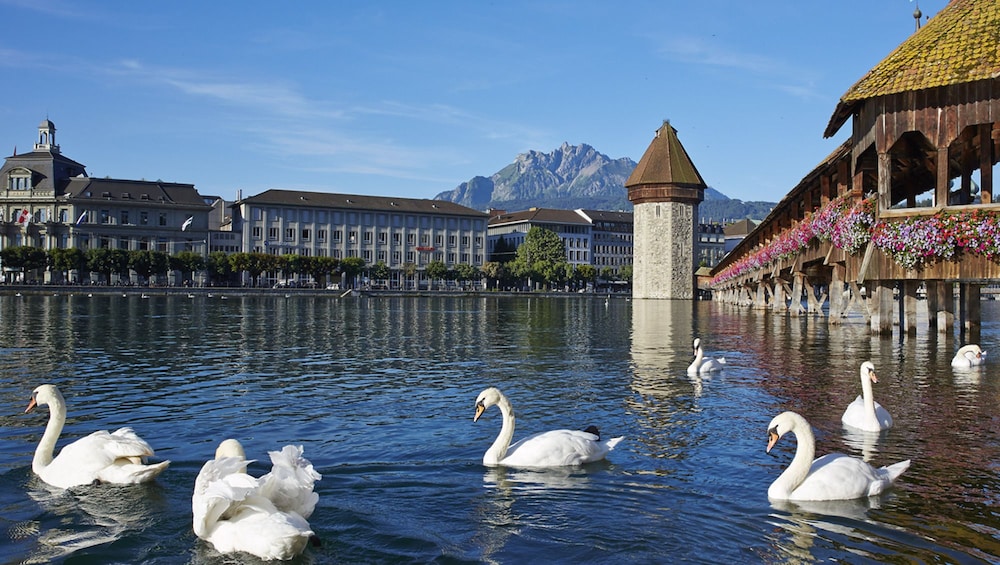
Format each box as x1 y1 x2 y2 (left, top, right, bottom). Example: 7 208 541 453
709 0 1000 336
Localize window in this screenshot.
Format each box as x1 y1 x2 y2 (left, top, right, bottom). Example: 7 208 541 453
285 228 295 241
120 211 130 225
301 228 311 241
101 210 111 224
349 231 357 243
159 213 168 226
317 229 327 242
406 233 415 245
268 227 279 241
8 170 31 190
378 232 387 244
140 211 149 225
364 231 373 244
252 227 262 239
333 230 342 242
449 235 457 247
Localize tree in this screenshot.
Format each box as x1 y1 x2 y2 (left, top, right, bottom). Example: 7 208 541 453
370 260 391 287
339 256 365 288
481 261 507 290
307 256 339 287
171 251 205 284
576 264 597 290
510 227 567 290
206 251 234 286
454 263 480 289
424 259 448 290
1 246 47 282
86 248 116 285
48 247 87 284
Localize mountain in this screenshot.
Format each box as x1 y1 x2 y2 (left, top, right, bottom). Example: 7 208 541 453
434 143 775 222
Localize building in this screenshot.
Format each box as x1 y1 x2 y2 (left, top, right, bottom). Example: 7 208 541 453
487 207 634 277
626 121 707 299
0 119 213 282
232 189 487 288
696 222 726 268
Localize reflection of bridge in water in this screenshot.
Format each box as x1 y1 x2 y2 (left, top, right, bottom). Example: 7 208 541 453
709 0 1000 338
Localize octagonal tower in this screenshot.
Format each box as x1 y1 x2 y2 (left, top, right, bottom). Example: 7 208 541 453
626 121 707 299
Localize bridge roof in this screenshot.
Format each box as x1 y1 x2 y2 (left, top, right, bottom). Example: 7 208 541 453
825 0 1000 138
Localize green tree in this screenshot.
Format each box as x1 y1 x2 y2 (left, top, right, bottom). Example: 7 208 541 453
206 251 234 286
339 256 365 288
454 263 480 289
510 227 567 290
171 251 205 284
1 246 47 282
370 260 391 287
576 264 597 291
425 259 448 290
481 261 507 290
307 256 339 287
86 248 116 285
48 247 87 284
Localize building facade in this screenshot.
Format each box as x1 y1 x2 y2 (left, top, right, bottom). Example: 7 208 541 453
232 189 488 288
0 120 213 282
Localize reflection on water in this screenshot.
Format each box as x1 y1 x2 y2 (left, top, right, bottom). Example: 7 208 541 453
0 295 998 563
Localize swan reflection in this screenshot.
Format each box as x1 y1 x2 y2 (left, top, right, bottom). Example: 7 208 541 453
18 476 162 563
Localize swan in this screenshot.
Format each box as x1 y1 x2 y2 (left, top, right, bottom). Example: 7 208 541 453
473 387 623 467
952 344 987 367
841 361 893 432
193 439 321 561
23 384 170 489
766 411 910 501
688 337 726 375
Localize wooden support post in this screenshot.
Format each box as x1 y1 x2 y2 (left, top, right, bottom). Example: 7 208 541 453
903 280 918 335
870 280 894 336
980 123 993 204
829 265 844 324
937 281 954 334
790 274 804 317
754 283 767 310
964 283 981 336
925 280 939 330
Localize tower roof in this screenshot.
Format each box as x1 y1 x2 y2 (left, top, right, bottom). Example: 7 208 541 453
625 121 707 189
825 0 1000 137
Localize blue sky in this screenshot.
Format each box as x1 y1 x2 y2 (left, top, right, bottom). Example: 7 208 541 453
0 0 949 205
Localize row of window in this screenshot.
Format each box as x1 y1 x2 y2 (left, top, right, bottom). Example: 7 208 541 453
251 244 482 266
254 207 482 232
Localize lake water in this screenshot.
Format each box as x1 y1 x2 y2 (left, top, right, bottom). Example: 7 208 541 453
0 293 998 564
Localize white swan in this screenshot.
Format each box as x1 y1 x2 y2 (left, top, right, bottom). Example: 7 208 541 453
193 439 321 561
687 337 726 375
473 387 623 467
766 411 910 501
841 361 893 432
24 384 170 489
952 344 987 367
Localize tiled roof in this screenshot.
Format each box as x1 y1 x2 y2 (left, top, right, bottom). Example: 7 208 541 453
825 0 1000 137
66 177 209 206
488 207 590 226
243 189 486 217
625 121 706 189
577 209 633 223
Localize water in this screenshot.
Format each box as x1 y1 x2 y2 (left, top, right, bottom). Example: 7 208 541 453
0 293 998 564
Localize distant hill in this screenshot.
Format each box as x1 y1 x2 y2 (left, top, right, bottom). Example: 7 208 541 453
434 143 775 222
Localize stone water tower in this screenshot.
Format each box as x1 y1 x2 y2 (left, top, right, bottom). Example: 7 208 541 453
626 121 707 299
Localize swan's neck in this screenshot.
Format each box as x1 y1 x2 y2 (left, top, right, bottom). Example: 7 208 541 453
770 424 815 499
484 396 515 465
33 397 66 474
861 373 876 418
688 347 704 372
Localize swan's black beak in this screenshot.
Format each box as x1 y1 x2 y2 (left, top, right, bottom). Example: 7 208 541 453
474 402 486 422
868 367 878 384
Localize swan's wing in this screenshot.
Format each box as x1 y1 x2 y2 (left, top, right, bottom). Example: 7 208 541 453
40 429 162 488
502 429 612 467
192 458 258 538
791 453 907 501
203 503 314 561
258 445 321 518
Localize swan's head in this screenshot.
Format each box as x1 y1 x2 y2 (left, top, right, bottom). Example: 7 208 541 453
215 439 246 460
766 411 807 453
861 361 878 384
692 338 701 353
25 384 64 414
474 387 503 422
958 344 986 360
